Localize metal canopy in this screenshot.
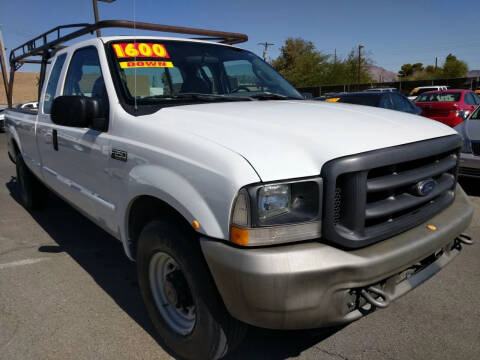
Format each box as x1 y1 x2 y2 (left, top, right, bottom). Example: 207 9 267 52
5 20 248 107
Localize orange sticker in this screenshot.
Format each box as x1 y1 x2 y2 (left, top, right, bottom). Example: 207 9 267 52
112 43 170 58
119 61 174 68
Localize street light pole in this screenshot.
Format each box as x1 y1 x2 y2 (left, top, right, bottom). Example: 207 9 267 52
357 44 364 90
92 0 116 37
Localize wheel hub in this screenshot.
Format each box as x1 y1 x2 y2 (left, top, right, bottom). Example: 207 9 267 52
149 252 196 335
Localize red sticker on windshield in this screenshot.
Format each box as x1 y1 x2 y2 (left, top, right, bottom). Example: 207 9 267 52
112 43 170 58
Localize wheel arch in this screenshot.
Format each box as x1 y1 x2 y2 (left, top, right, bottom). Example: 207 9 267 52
125 194 197 259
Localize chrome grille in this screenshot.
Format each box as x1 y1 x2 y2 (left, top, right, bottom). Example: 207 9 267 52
321 135 461 249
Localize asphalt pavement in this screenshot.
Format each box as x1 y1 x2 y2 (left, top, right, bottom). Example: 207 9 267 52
0 133 479 360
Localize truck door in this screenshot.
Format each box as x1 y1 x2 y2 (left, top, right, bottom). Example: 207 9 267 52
37 46 114 224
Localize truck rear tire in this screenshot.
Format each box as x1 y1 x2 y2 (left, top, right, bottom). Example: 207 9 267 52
136 220 246 359
15 152 46 210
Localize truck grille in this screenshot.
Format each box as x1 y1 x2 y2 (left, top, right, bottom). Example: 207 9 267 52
471 142 480 156
322 135 461 249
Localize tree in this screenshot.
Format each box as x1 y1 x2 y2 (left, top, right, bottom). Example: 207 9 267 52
271 39 372 86
442 53 468 78
271 38 330 87
398 62 423 79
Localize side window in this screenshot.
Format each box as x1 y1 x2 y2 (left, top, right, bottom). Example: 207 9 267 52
379 94 394 109
43 54 67 114
465 93 476 105
392 94 411 112
64 47 106 99
473 93 480 105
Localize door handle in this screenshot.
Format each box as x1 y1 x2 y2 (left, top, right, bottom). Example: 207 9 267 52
52 129 58 151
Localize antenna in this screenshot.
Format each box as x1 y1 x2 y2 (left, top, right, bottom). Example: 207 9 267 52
257 42 274 61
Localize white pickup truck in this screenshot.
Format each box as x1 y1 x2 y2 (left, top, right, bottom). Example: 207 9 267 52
4 21 473 359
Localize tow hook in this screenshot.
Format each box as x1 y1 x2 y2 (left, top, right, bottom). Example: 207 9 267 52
457 234 474 245
360 286 391 309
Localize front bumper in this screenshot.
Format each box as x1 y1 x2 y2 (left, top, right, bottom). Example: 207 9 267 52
459 152 480 178
201 184 472 329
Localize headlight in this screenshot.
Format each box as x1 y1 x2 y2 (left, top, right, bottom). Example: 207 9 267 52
230 178 322 246
258 184 290 220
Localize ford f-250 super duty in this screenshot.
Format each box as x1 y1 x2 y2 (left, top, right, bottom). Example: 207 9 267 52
3 21 473 359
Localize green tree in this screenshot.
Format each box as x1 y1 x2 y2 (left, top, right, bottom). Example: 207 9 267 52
271 39 372 86
442 53 468 78
398 62 423 79
271 38 330 87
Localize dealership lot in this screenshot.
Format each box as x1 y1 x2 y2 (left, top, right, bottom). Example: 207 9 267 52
0 134 479 360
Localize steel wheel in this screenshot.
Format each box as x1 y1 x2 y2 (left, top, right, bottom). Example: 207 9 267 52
149 251 196 336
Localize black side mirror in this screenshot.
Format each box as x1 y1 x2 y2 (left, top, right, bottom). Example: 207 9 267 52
51 96 106 129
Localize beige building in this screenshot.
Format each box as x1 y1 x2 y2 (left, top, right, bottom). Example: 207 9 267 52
0 72 39 106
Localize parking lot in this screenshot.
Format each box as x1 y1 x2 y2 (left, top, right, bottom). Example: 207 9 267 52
0 133 479 360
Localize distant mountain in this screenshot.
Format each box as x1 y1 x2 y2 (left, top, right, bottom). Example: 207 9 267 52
368 65 397 82
467 70 480 78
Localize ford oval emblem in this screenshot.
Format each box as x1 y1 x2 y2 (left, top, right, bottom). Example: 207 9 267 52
415 179 436 196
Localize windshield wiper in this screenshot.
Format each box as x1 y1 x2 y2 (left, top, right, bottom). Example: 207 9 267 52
248 93 299 100
142 93 254 102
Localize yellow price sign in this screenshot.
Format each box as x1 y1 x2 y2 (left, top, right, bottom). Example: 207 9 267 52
112 43 170 58
119 61 174 68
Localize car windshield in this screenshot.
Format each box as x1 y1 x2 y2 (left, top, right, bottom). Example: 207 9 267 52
416 92 461 102
336 94 380 106
108 40 303 108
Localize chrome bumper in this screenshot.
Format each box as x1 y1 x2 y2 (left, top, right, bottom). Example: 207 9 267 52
201 185 473 329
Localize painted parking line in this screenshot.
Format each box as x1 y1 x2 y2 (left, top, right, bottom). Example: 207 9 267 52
0 257 51 270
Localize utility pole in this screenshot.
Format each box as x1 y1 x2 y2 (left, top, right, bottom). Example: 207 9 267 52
357 44 364 89
334 48 337 64
258 42 274 61
92 0 116 37
0 25 9 106
435 57 438 71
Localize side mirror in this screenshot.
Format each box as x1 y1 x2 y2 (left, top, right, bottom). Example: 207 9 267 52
51 96 105 129
457 110 470 120
302 92 313 99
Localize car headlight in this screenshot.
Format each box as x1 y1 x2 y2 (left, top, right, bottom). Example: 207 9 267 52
230 178 322 246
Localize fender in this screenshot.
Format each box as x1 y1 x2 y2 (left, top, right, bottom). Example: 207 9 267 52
119 163 259 259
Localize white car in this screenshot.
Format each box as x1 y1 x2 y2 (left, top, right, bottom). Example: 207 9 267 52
408 86 448 101
4 21 473 360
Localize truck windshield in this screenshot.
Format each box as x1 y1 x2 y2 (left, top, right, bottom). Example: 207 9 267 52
108 39 303 109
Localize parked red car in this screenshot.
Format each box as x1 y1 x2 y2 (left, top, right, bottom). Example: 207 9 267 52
415 89 480 127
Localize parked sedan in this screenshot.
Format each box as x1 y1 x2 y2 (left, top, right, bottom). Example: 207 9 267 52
323 91 421 114
454 106 480 178
415 89 480 127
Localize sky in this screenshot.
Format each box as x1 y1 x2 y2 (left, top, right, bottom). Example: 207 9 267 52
1 0 480 74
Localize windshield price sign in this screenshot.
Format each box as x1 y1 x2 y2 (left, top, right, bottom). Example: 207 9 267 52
119 60 174 68
112 43 170 58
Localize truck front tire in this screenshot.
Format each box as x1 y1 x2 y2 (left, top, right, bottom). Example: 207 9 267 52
15 152 46 210
136 220 246 359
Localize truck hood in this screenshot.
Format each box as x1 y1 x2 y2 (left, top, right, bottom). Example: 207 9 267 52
157 100 457 182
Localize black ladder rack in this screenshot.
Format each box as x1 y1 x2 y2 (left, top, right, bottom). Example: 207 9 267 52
5 20 248 107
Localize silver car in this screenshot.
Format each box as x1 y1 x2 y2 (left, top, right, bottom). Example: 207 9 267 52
455 107 480 177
